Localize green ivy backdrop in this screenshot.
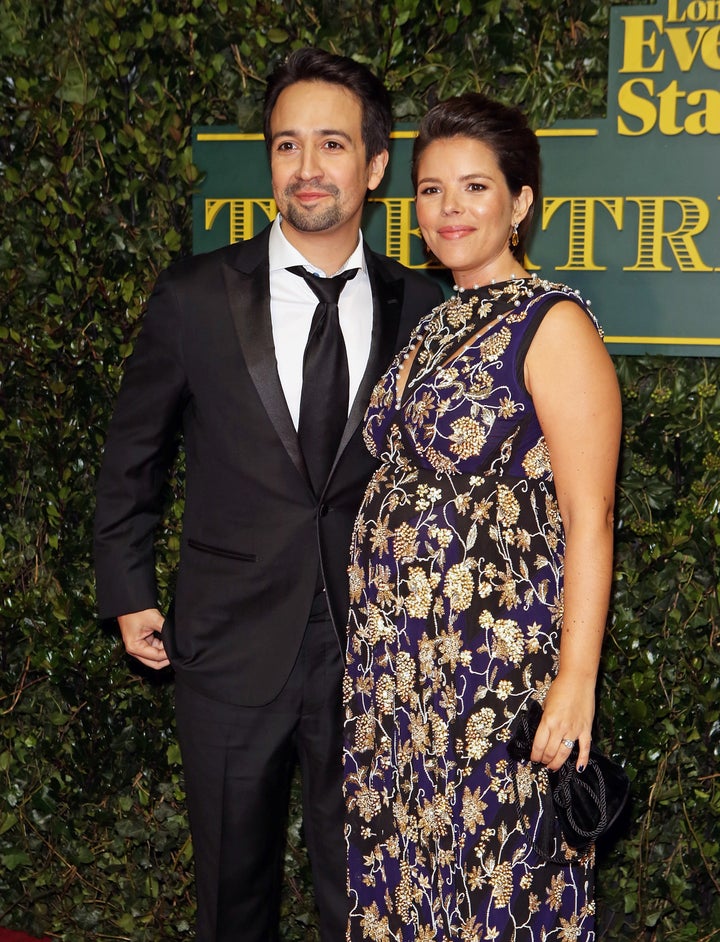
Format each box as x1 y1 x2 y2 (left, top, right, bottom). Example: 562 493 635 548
1 1 718 939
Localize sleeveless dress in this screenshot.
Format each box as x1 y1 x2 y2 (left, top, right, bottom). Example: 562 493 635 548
343 276 600 942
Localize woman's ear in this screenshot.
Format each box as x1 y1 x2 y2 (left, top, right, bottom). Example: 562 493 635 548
513 185 534 225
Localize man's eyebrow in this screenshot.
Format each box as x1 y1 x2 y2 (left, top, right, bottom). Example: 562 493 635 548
271 128 354 144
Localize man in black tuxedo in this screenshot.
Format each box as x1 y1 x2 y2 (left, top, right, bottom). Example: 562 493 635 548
94 47 441 942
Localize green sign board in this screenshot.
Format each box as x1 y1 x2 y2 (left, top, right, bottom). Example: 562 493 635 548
193 0 720 355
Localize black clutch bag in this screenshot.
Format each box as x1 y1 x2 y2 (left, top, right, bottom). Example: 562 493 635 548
507 699 630 849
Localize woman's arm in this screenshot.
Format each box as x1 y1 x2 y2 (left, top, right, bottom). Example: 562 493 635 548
524 299 622 772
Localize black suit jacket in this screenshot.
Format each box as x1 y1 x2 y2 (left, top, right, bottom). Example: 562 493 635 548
94 227 442 706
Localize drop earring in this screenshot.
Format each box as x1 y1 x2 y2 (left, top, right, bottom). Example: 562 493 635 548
510 223 519 248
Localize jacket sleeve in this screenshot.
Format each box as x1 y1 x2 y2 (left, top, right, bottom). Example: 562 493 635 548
93 269 188 619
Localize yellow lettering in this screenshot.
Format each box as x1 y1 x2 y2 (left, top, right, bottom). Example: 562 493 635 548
620 16 665 72
205 198 277 242
681 0 720 21
685 88 720 132
701 24 720 67
542 197 624 271
617 79 658 135
657 80 687 134
368 197 429 267
667 0 688 22
666 26 709 70
687 0 707 20
625 197 713 271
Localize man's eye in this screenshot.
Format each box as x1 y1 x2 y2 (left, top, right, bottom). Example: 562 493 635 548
277 141 296 151
324 140 343 149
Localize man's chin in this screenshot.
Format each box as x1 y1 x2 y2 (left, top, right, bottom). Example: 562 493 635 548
282 204 342 233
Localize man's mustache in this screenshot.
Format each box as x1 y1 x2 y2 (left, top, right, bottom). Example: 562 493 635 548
284 180 340 198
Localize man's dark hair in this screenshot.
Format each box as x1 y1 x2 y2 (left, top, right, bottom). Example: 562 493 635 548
263 47 392 161
411 93 541 263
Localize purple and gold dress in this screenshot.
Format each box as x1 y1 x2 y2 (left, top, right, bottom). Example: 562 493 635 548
344 276 600 942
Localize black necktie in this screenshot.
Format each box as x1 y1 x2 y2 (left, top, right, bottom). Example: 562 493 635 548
287 265 359 494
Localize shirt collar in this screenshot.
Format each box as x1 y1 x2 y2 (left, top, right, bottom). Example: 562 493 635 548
268 214 366 278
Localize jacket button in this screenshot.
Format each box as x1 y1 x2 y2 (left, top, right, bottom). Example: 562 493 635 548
319 504 329 517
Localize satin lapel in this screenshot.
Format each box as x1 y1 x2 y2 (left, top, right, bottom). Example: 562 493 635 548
222 247 311 487
334 249 404 460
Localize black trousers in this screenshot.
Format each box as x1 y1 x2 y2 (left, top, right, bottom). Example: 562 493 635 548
174 608 347 942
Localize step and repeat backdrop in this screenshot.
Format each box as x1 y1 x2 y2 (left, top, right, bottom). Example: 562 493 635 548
192 0 720 356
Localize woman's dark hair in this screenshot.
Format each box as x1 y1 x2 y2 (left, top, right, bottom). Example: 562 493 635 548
263 48 392 162
411 93 541 262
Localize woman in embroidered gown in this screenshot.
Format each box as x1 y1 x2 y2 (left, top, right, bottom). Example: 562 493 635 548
343 94 622 941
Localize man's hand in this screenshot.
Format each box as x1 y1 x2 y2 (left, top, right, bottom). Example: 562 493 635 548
117 609 170 670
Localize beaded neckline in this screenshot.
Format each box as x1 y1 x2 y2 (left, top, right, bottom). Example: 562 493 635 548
453 274 518 294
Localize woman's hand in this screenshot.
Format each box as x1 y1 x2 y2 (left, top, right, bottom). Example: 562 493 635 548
530 673 595 772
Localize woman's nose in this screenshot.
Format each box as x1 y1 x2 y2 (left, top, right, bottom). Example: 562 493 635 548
440 191 460 215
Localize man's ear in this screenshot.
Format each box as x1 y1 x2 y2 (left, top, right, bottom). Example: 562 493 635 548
367 149 389 192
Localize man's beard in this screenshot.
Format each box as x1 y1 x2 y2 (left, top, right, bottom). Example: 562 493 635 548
281 183 343 232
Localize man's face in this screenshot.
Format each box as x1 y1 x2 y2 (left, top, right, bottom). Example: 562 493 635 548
269 80 387 243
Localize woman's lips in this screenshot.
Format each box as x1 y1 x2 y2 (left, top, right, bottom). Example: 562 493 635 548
437 226 475 239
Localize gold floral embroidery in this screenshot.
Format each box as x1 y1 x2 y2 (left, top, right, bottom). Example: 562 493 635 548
395 651 416 702
443 564 475 612
489 860 514 907
375 673 395 715
465 707 495 760
370 515 392 556
410 710 430 756
559 914 583 941
418 792 452 840
461 786 488 834
449 416 487 459
436 625 466 670
496 484 521 526
468 370 494 398
522 437 552 479
547 872 567 911
348 562 365 604
430 708 449 756
514 761 535 806
490 618 525 665
354 711 376 753
404 566 433 619
498 396 518 418
360 902 390 941
353 782 382 823
393 522 420 561
479 325 512 361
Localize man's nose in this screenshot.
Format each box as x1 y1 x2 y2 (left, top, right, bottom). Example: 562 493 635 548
297 148 322 179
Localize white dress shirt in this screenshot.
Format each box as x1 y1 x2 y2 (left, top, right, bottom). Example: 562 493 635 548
268 215 373 430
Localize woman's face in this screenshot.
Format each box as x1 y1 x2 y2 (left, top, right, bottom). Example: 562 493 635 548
414 135 532 287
